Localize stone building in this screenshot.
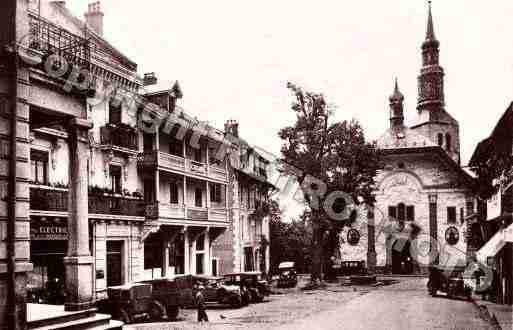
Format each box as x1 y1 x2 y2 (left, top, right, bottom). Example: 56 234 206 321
339 4 476 275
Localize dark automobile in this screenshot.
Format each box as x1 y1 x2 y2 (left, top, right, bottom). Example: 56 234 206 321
224 271 271 303
198 275 245 308
138 277 191 320
99 283 166 324
277 261 297 288
427 266 472 300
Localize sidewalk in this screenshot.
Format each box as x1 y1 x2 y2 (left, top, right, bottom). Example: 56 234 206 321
472 295 513 330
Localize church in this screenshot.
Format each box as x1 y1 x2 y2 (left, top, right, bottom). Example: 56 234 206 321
339 4 477 274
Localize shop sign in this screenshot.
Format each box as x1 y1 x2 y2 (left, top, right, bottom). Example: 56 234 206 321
31 225 68 240
487 188 501 221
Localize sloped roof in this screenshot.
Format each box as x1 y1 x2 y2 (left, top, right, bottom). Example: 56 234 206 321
377 125 437 150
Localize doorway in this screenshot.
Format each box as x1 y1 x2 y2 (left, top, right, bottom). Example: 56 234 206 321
107 241 124 287
391 239 414 274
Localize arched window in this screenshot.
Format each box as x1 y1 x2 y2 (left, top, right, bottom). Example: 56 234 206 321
397 203 406 221
437 133 443 147
445 133 451 152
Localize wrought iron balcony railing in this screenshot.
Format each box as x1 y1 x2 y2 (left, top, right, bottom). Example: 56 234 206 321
100 124 138 151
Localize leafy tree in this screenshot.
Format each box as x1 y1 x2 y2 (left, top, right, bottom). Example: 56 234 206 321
278 82 380 283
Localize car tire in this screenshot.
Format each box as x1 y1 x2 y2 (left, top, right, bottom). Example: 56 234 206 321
230 296 243 308
119 308 132 324
167 306 180 320
150 300 167 321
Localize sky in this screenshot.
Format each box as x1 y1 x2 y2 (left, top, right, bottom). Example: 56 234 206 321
64 0 513 165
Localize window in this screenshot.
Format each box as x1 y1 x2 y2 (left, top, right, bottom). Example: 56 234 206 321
193 148 202 162
170 182 179 204
210 183 222 203
437 133 443 147
196 234 205 251
169 138 183 157
406 206 415 221
445 133 451 152
143 133 153 151
388 206 397 219
109 102 121 125
447 207 457 224
460 207 464 224
397 203 406 221
110 165 122 194
195 253 204 274
195 188 203 207
31 150 48 185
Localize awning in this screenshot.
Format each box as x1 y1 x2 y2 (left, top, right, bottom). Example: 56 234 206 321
476 222 513 263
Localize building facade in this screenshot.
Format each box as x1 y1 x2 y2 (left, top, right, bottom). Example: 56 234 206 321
469 103 513 305
0 1 273 328
339 4 477 274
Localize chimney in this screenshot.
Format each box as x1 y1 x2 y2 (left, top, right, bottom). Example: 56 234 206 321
85 1 104 36
143 72 158 86
224 120 239 138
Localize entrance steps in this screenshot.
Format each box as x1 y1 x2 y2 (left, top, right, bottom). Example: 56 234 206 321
27 304 123 330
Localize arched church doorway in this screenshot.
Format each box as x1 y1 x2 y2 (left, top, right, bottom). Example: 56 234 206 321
392 239 414 274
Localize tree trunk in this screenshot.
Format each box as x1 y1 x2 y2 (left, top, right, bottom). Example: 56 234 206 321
310 211 324 283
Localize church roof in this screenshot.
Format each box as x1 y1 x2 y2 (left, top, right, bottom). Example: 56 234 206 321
377 126 437 150
389 78 404 102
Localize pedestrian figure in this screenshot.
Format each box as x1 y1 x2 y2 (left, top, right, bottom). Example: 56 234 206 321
195 284 209 322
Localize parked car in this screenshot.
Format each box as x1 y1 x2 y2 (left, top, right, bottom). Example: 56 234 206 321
224 271 271 303
198 275 245 308
138 277 190 320
427 266 472 300
277 261 298 288
99 283 166 324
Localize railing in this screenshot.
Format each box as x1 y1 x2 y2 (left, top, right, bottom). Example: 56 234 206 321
187 160 207 175
30 186 68 212
89 194 145 217
145 202 186 219
209 208 228 222
209 165 227 181
139 151 227 181
187 207 208 220
100 125 138 151
30 186 145 217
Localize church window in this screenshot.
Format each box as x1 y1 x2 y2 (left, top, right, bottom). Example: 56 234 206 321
388 206 397 219
437 133 443 147
406 206 415 221
447 207 457 224
397 203 406 221
445 133 452 152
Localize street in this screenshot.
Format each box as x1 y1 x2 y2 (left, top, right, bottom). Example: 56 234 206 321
124 278 494 330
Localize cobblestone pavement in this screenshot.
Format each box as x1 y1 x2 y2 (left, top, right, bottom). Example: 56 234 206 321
123 278 494 330
278 278 495 330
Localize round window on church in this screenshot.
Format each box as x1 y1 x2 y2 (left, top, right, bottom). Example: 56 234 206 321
445 227 459 245
347 229 360 246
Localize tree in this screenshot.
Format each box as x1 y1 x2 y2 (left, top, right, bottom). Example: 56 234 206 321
279 82 380 283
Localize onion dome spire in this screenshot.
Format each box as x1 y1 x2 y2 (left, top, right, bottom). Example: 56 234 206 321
389 78 404 128
389 77 404 102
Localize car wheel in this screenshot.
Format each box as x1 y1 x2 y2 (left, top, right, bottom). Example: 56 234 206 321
167 306 180 320
230 296 243 308
119 308 132 324
150 300 167 321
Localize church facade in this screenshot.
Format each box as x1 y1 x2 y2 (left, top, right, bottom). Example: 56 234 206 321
339 4 477 274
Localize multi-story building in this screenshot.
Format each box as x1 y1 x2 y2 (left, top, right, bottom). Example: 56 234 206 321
469 103 513 305
0 2 274 328
213 121 272 275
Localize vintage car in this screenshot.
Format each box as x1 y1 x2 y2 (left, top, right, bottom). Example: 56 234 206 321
427 266 472 300
138 277 191 320
277 261 298 288
197 275 245 308
167 275 245 308
99 283 167 324
224 271 271 303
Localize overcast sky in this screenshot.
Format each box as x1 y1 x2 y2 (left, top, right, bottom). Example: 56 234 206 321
67 0 513 165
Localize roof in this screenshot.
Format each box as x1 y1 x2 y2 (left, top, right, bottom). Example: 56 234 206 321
469 102 513 166
142 80 182 97
278 261 295 269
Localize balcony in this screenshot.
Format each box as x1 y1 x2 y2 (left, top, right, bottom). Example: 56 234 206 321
145 202 185 219
100 124 138 153
187 207 209 221
138 151 228 182
30 186 145 217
